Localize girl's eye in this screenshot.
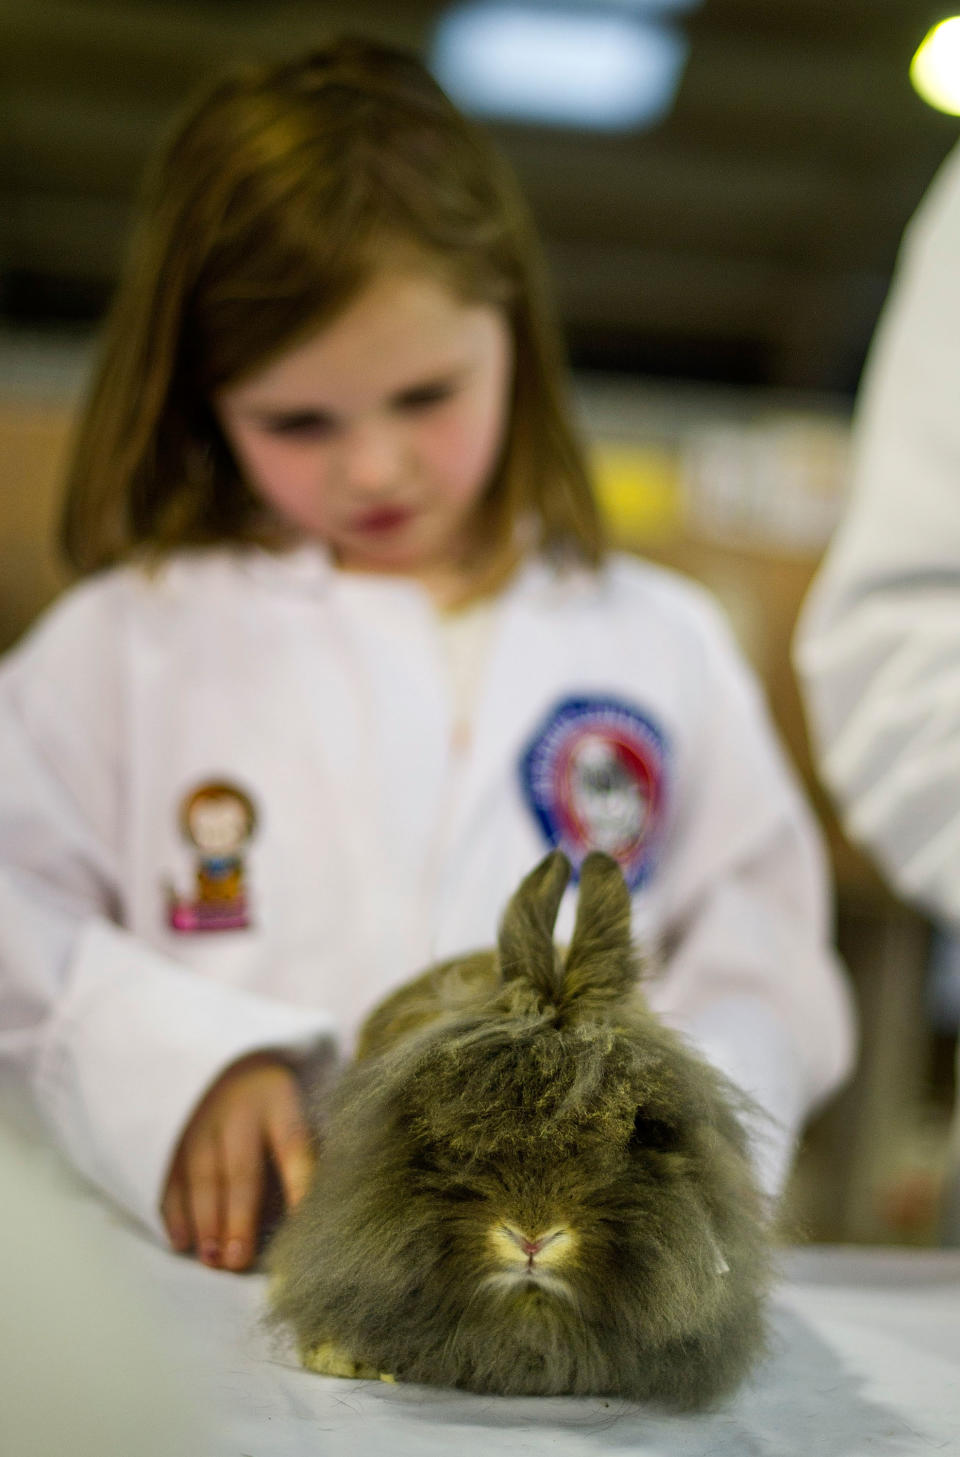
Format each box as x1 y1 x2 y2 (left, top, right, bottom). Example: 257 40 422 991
263 415 335 438
395 385 455 411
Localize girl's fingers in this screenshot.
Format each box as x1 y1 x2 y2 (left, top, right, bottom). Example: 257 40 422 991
266 1088 315 1211
220 1116 266 1271
185 1133 224 1266
164 1058 312 1269
161 1171 192 1253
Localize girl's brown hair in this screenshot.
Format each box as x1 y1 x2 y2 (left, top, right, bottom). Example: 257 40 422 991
61 36 605 591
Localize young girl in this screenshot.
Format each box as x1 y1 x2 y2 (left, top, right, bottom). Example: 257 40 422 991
0 37 853 1273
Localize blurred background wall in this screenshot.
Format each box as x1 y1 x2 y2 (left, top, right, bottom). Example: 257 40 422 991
3 0 960 1245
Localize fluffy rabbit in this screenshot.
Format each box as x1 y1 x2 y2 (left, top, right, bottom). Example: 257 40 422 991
266 850 773 1408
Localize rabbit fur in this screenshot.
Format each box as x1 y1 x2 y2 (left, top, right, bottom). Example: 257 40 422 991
266 850 773 1408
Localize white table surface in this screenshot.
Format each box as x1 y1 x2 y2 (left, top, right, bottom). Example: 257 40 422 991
3 1118 959 1457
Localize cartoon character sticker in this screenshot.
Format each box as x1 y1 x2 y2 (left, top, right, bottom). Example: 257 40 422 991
520 697 669 889
166 780 257 932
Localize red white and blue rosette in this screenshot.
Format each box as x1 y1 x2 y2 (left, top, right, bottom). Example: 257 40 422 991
519 696 669 889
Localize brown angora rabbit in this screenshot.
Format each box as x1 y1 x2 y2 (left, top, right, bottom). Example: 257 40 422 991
266 850 773 1408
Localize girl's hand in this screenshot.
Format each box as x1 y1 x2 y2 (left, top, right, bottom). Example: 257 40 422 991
161 1052 315 1271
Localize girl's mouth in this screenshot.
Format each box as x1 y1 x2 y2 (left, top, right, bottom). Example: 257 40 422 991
350 505 415 535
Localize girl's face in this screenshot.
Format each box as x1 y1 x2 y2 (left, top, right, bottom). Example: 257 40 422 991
214 269 514 598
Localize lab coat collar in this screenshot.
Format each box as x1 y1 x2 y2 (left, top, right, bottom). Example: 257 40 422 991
232 538 601 613
237 540 337 595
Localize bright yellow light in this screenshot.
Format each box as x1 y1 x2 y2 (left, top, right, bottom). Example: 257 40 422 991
911 17 960 116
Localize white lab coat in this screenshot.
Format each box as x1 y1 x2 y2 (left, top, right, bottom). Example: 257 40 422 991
0 545 853 1237
795 141 960 924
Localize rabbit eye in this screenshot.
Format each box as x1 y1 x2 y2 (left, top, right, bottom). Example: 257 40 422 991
411 1144 476 1185
629 1110 681 1153
442 1182 479 1204
410 1146 444 1176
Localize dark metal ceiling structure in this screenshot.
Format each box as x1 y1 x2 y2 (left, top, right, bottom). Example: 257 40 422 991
4 0 959 393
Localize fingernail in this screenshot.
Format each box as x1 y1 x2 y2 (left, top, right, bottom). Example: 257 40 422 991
224 1239 246 1267
200 1238 221 1265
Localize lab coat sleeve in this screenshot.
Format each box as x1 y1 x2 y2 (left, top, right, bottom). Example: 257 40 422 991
653 585 856 1200
794 141 960 925
0 584 337 1241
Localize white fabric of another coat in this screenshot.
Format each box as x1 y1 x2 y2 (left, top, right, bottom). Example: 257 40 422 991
795 140 960 926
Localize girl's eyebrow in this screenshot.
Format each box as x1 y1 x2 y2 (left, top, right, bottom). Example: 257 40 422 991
244 365 472 425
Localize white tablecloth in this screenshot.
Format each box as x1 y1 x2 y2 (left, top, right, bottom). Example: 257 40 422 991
2 1116 959 1457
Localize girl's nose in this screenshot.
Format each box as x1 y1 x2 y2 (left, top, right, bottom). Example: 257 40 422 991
339 419 402 494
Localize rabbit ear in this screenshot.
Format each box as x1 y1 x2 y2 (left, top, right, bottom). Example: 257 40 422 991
563 851 638 1002
497 850 571 1001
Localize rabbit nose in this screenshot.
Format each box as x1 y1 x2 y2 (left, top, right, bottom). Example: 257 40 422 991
504 1226 560 1257
493 1223 574 1271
